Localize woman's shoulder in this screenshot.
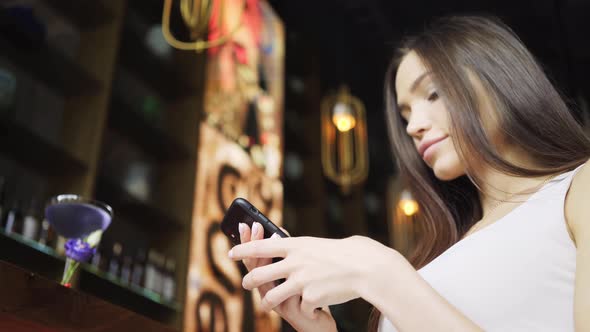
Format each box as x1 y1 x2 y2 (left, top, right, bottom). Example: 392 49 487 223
565 158 590 246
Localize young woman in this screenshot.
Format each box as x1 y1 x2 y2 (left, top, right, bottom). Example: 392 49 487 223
228 16 590 331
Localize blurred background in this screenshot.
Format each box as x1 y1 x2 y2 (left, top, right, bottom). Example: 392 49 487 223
1 0 589 331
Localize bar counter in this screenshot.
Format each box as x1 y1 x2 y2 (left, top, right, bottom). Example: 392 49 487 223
0 260 177 332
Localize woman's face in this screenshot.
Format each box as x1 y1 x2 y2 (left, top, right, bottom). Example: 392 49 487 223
395 51 466 180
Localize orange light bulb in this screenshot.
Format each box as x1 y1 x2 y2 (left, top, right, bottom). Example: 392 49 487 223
332 102 356 132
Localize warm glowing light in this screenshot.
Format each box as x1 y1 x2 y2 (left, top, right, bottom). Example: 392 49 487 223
332 102 356 132
400 199 419 216
321 85 368 194
398 189 418 216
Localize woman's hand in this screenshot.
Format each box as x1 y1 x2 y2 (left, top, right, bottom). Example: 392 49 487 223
230 232 397 320
236 222 337 332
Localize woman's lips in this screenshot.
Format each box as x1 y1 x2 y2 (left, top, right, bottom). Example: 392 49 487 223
422 137 447 161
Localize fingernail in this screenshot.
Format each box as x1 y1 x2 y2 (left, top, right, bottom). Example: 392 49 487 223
228 249 233 258
252 222 261 235
271 233 280 239
238 223 245 235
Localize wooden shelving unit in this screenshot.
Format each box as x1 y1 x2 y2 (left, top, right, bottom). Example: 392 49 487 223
0 230 182 323
108 96 191 162
0 0 205 330
0 119 87 176
95 174 186 231
0 9 101 97
118 23 194 101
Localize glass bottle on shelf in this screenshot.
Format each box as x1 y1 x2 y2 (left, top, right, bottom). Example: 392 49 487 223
91 247 103 270
55 236 67 256
155 252 166 295
162 257 176 302
108 242 123 277
131 248 146 288
38 217 54 248
144 249 161 294
0 67 17 113
4 200 23 235
120 255 133 285
22 198 40 240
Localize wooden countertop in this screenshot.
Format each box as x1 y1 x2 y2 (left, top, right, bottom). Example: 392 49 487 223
0 260 178 332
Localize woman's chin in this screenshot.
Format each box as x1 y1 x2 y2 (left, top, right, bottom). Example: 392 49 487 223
430 156 464 181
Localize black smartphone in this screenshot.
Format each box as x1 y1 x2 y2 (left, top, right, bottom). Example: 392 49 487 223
221 197 289 245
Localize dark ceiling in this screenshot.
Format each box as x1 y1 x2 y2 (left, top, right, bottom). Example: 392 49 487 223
269 0 590 192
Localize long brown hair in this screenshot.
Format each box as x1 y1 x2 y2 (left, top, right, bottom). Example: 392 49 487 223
369 15 590 330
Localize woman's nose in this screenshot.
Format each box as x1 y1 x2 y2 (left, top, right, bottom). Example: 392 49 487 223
405 108 432 138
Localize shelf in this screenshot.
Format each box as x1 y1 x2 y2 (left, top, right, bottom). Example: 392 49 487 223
119 23 193 101
0 9 101 97
0 230 65 282
79 265 182 320
0 230 182 319
0 230 63 261
44 0 115 29
95 175 186 231
109 97 191 161
0 118 87 176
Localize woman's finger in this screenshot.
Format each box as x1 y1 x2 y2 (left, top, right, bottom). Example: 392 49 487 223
229 238 289 260
260 278 302 312
238 223 255 270
258 257 272 267
254 257 275 297
242 259 291 290
239 223 251 244
251 222 265 241
275 294 301 316
300 293 320 321
256 278 276 299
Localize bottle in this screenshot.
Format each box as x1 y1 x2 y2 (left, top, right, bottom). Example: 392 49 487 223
0 68 17 113
91 247 103 270
131 248 146 288
55 235 67 256
38 217 54 248
162 257 176 302
155 252 166 295
108 242 123 277
4 200 23 235
144 249 160 293
22 198 40 240
120 255 132 285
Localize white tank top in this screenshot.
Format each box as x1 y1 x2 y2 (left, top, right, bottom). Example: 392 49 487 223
379 164 584 332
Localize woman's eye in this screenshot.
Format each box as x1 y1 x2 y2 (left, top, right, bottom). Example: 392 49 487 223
427 91 439 102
